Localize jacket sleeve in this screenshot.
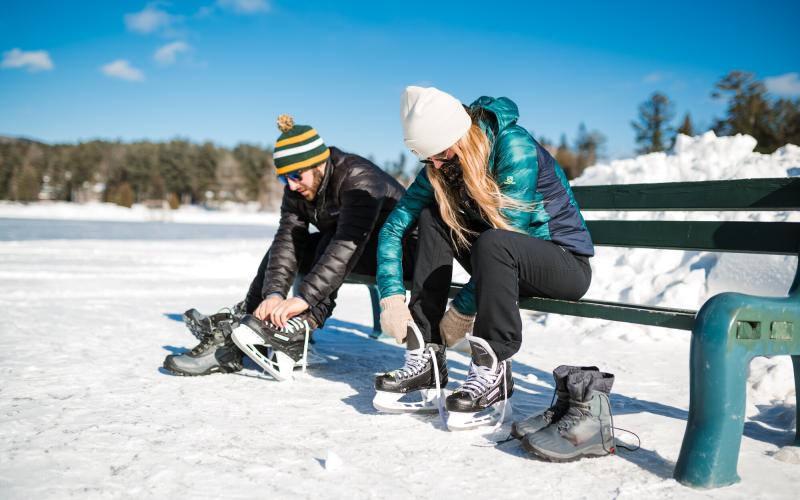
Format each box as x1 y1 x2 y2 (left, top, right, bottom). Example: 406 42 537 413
295 173 387 306
261 191 310 299
377 168 435 300
451 127 539 315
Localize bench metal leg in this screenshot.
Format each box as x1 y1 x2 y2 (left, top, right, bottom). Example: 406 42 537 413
794 355 800 446
368 285 382 339
674 294 747 488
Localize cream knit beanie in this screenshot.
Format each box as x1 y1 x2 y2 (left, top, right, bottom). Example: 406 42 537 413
400 86 471 159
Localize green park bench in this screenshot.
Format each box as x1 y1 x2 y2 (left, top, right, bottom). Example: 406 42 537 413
346 176 800 489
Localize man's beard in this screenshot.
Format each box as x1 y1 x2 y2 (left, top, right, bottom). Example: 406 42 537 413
304 167 325 201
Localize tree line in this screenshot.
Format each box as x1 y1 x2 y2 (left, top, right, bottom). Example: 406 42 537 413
0 138 282 207
0 70 797 205
632 70 800 155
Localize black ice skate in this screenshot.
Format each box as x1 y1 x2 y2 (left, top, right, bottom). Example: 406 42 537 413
373 322 448 414
231 314 313 382
445 335 514 430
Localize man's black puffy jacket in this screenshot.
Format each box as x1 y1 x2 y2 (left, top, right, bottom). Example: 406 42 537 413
261 146 406 308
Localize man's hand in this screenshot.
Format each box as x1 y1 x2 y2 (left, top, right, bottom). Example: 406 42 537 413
254 295 284 321
269 296 310 328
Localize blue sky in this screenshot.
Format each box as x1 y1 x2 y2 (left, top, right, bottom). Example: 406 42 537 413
1 0 798 165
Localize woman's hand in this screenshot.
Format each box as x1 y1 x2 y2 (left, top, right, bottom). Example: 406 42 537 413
379 295 413 344
268 297 310 328
439 307 475 347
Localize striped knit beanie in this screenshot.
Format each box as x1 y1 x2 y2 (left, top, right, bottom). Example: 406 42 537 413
273 114 330 175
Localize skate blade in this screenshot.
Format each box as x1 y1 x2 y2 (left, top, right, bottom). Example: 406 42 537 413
231 327 294 382
373 389 448 414
446 401 513 431
305 346 327 366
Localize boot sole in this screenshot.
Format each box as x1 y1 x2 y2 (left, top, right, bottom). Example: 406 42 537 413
162 358 242 377
522 439 613 462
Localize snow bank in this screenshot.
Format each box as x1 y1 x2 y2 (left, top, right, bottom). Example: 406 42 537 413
573 131 799 417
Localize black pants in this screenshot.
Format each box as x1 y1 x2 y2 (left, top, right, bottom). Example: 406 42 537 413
410 207 592 360
244 231 416 327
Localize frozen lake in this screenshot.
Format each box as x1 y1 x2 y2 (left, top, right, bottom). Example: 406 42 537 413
0 217 796 499
0 217 276 241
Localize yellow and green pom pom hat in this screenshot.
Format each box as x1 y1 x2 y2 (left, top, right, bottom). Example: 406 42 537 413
273 114 330 175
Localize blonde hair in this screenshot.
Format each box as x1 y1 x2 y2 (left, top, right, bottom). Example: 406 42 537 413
427 118 529 248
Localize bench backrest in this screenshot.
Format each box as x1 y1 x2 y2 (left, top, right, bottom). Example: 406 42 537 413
573 178 800 255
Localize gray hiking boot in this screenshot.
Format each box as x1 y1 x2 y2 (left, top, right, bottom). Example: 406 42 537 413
522 370 615 461
511 365 598 439
163 325 243 376
183 301 245 341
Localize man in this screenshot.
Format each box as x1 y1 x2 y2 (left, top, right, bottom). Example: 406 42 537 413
164 114 412 379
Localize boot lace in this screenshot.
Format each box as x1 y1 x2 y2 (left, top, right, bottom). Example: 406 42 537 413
190 332 220 355
555 402 591 431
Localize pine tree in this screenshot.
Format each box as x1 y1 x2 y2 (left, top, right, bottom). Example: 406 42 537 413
712 71 776 153
771 97 800 150
555 133 578 179
677 113 694 137
631 92 675 154
575 123 606 171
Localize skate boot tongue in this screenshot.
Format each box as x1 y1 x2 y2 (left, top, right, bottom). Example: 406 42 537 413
405 321 425 351
467 336 497 371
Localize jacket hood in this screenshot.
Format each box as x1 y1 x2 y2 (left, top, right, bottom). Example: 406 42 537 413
469 96 519 133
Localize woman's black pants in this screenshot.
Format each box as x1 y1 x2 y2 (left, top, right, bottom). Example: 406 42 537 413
409 207 592 361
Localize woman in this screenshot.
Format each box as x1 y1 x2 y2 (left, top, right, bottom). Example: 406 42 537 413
373 86 594 429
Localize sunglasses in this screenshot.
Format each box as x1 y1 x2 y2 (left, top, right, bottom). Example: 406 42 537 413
421 154 460 170
277 170 305 185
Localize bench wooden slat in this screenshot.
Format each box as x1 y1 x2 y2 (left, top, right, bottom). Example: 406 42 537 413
574 178 800 211
586 220 800 255
447 283 696 330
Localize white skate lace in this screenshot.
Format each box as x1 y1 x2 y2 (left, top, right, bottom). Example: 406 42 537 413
392 349 432 380
460 362 502 396
264 317 311 375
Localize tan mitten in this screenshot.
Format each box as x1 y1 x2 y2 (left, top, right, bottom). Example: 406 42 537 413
439 307 476 347
379 295 413 344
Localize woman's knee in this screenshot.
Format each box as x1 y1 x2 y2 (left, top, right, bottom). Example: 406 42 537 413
471 229 508 265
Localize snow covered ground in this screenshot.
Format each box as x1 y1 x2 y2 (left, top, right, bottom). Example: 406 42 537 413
0 132 798 498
